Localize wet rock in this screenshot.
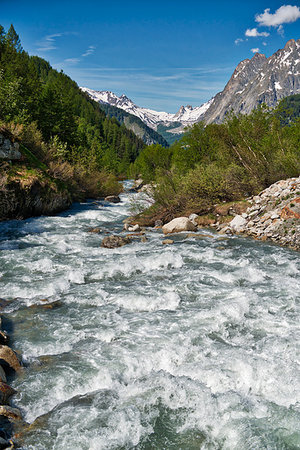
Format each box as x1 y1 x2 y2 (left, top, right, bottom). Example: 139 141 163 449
128 224 140 232
101 235 132 249
0 367 7 383
0 383 17 405
0 436 11 449
162 239 174 245
162 217 197 234
0 406 22 421
104 195 121 203
87 227 102 233
0 333 8 346
141 235 148 243
0 346 21 373
154 220 163 228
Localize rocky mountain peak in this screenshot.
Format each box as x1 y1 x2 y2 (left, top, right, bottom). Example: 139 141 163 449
201 38 300 124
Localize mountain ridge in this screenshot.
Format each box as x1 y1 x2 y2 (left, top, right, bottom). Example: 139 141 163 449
82 38 300 137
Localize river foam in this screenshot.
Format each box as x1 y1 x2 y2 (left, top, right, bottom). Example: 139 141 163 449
0 187 299 449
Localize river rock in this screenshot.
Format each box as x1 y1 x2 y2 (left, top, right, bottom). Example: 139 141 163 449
0 406 22 421
0 383 17 404
128 224 140 232
88 227 102 233
162 217 197 234
188 214 199 225
101 235 131 248
0 437 11 449
0 346 21 372
154 220 163 228
105 195 121 203
162 239 174 245
0 332 8 346
0 367 6 383
229 215 247 232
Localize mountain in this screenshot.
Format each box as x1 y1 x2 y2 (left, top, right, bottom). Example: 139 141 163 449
95 101 169 147
201 38 300 124
82 39 300 141
81 87 212 144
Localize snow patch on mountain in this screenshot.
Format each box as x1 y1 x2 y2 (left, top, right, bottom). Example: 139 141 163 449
81 87 212 130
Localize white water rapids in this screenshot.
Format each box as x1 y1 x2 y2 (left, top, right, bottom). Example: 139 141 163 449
0 184 299 449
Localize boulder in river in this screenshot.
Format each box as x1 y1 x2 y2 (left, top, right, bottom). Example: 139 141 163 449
105 195 121 203
101 235 132 248
0 346 21 373
162 239 174 245
128 224 140 232
162 217 197 234
0 382 17 405
0 367 6 383
88 227 102 234
0 406 22 421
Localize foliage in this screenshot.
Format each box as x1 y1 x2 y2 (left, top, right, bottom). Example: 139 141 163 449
100 103 169 147
133 104 300 219
0 24 145 177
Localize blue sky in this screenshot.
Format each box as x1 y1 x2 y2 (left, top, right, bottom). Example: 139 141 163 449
1 0 300 112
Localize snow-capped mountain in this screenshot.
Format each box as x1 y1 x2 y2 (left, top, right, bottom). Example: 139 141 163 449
81 87 212 131
201 38 300 124
82 38 300 134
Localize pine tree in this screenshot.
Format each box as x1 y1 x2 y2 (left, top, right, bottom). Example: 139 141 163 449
5 24 22 52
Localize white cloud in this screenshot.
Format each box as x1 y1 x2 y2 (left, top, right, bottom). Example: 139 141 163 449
255 5 300 27
82 45 96 57
64 58 80 64
235 38 244 45
36 32 78 52
251 48 260 53
245 28 269 37
36 33 62 51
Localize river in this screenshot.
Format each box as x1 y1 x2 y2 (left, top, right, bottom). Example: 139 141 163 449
0 184 299 449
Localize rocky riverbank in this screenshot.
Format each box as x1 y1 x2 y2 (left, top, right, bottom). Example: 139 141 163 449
219 176 300 251
131 176 300 251
0 304 24 448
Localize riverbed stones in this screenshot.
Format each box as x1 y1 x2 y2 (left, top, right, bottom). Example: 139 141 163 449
0 367 6 383
104 195 121 203
162 239 174 245
101 235 132 248
154 220 163 228
88 227 102 234
128 224 140 232
162 217 197 234
0 406 22 421
0 383 17 405
0 346 21 373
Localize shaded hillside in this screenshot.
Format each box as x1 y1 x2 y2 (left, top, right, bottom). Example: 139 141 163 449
99 103 169 147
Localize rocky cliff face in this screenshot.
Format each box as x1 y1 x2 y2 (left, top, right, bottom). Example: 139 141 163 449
0 134 21 160
0 174 72 221
201 39 300 124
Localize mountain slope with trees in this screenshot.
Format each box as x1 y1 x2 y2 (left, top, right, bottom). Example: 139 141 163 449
0 24 146 220
99 103 169 147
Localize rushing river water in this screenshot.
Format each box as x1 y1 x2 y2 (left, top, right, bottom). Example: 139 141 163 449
0 184 299 449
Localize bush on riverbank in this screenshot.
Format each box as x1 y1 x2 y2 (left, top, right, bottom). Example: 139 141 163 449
132 104 300 222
